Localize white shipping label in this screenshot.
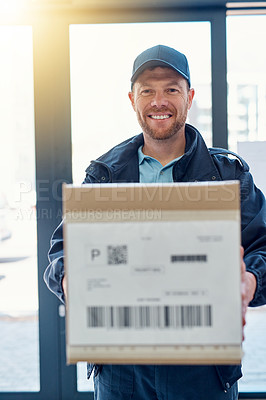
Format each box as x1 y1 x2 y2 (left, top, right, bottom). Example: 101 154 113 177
66 220 242 346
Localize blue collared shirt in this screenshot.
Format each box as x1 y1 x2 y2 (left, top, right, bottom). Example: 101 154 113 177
138 146 183 183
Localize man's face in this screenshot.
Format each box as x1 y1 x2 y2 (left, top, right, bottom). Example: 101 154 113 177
128 67 194 141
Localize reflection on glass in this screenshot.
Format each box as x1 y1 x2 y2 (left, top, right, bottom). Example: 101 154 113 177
70 22 212 185
0 26 39 392
69 21 211 391
227 15 266 150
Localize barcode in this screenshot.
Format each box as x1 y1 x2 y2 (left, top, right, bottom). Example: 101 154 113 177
108 245 128 265
171 254 207 263
87 305 212 329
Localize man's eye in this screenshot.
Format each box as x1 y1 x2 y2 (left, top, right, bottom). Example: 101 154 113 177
141 89 152 95
167 88 178 93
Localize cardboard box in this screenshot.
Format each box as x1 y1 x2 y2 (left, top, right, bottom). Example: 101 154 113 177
63 181 242 365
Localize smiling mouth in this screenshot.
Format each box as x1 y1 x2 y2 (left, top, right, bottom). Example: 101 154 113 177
148 114 172 120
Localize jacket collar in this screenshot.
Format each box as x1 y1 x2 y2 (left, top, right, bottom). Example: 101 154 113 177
86 124 221 183
173 124 222 182
86 134 143 183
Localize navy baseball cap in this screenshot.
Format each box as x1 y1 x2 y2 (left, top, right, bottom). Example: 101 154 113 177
131 44 191 88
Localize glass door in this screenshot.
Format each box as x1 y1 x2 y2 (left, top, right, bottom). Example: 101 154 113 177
69 20 212 394
227 14 266 396
0 25 40 393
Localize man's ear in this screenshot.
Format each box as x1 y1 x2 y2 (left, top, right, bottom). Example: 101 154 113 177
128 92 136 111
188 88 195 110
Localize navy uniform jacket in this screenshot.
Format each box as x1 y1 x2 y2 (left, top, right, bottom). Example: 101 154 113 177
44 124 266 391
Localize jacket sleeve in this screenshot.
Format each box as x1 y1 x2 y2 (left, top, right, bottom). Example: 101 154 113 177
239 170 266 307
212 153 266 307
43 220 65 303
43 173 95 303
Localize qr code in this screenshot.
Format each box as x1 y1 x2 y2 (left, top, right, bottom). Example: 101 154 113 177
107 245 128 265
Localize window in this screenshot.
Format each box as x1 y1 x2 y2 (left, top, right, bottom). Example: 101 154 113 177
69 20 211 391
227 14 266 395
227 15 266 150
0 26 39 392
69 21 211 185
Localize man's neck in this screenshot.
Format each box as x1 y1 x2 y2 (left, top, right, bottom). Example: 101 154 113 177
142 131 186 166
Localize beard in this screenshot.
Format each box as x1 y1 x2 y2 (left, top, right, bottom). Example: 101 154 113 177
136 107 188 141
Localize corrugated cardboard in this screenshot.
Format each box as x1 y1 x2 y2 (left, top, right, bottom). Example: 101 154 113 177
63 181 242 365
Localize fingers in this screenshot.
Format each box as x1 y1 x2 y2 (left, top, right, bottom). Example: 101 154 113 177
62 275 67 302
240 246 247 340
240 246 246 276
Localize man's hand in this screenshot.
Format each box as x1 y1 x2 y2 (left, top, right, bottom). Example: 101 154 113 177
241 246 256 339
62 275 67 302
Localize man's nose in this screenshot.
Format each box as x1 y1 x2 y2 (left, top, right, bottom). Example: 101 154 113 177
150 92 168 108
